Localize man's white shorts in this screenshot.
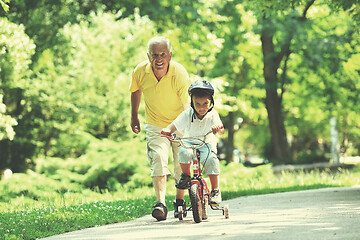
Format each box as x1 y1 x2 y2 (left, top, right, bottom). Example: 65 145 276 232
144 124 182 180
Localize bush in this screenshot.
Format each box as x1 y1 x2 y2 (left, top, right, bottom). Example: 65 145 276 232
35 132 150 192
0 170 83 203
295 151 329 164
0 17 36 172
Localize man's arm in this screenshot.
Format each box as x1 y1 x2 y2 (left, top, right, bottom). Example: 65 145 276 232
130 90 142 134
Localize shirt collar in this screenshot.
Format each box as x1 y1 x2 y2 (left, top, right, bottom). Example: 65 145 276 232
190 108 212 121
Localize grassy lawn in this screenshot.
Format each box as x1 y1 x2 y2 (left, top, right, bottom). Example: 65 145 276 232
1 163 360 240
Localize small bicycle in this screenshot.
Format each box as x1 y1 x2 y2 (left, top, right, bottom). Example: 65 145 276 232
163 131 229 223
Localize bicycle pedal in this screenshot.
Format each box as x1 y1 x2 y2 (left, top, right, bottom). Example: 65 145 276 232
210 202 220 207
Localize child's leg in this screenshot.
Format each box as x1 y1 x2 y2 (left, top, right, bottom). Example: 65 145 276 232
176 148 193 189
180 163 191 176
208 174 219 191
209 173 222 204
199 144 221 191
178 147 193 176
198 144 222 204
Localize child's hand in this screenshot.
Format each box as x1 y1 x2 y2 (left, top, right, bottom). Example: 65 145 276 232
161 128 172 136
212 125 224 135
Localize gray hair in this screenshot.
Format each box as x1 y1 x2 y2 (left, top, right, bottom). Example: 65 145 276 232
147 36 172 54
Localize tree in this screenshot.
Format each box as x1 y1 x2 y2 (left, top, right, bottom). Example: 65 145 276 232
254 1 316 162
27 12 155 157
0 17 35 171
208 1 262 163
0 0 10 12
287 6 360 160
243 0 360 163
0 94 17 141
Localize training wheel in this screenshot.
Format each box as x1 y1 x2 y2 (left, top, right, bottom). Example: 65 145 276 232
224 204 229 219
178 205 183 220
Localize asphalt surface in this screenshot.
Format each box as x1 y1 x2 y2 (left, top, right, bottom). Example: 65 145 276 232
42 186 360 240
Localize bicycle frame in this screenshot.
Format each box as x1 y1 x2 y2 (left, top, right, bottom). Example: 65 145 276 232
162 130 229 222
191 148 210 203
164 130 212 183
163 131 213 222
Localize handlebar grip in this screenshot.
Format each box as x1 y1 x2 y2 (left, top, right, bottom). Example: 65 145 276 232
161 134 176 141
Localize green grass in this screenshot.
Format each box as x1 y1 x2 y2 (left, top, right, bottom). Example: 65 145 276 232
0 198 155 240
1 163 360 240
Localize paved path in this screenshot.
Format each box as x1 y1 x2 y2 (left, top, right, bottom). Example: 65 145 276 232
43 186 360 240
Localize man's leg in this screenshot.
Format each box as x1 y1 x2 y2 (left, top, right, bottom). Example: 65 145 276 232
144 124 171 221
151 175 168 221
172 140 187 218
153 175 167 203
172 140 186 200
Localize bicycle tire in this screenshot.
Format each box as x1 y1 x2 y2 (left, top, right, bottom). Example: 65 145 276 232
178 205 183 220
202 196 208 220
189 184 202 223
224 204 230 219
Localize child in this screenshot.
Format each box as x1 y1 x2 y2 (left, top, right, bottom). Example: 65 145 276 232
161 80 224 207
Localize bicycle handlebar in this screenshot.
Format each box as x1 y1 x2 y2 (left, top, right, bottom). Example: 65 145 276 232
161 130 213 150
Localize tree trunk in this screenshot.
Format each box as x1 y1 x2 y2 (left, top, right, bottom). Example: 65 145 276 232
261 27 291 163
225 111 235 164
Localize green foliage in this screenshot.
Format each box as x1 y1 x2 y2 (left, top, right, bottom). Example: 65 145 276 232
21 12 154 159
1 0 360 177
295 151 328 165
35 132 151 192
0 18 34 88
281 7 360 160
0 170 83 204
1 161 360 239
0 17 35 171
0 94 17 140
0 197 154 240
220 161 360 194
0 0 10 12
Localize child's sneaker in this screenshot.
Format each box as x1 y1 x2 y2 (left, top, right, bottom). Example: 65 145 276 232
173 199 187 218
210 189 222 205
152 201 168 221
175 173 191 189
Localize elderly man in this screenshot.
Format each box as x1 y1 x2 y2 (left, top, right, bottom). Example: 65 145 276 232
129 36 191 221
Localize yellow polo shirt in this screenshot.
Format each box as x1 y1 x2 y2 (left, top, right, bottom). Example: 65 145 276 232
130 60 191 128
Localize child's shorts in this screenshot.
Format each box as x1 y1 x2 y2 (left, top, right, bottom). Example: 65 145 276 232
178 143 220 175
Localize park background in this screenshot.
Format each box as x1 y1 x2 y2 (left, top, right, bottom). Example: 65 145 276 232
1 0 360 239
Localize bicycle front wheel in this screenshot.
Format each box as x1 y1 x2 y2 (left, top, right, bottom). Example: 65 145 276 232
189 183 202 223
202 196 208 220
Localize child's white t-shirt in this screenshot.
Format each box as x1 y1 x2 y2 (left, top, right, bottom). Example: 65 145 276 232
173 108 223 152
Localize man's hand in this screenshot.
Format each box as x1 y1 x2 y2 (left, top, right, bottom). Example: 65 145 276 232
131 117 141 134
212 125 224 135
130 90 142 134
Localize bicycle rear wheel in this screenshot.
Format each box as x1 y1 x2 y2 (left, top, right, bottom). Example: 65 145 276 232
189 184 202 223
178 205 183 220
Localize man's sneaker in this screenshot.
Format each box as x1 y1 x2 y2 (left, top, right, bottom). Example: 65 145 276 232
210 189 222 205
173 199 187 218
152 201 168 221
175 173 191 189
